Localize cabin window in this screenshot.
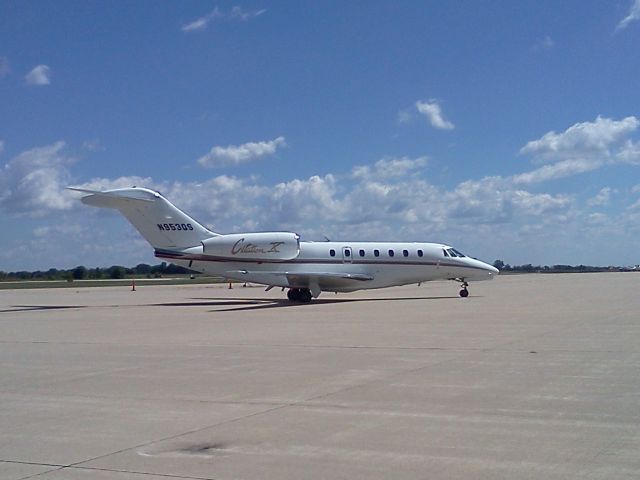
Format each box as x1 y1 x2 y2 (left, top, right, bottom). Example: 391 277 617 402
330 249 336 257
374 249 380 257
344 249 351 257
359 249 365 257
388 250 395 257
443 249 449 257
418 250 423 257
403 250 409 257
452 248 466 258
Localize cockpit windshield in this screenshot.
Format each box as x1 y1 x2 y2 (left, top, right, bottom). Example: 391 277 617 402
446 248 466 258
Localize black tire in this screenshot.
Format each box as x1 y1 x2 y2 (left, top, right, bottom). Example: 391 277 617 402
287 289 299 301
459 288 469 298
299 289 312 303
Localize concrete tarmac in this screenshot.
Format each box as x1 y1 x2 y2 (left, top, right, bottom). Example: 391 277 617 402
1 273 639 479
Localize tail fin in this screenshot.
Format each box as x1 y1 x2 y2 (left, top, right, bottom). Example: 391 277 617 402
68 187 217 249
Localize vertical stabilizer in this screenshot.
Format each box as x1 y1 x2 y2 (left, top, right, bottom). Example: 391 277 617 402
69 187 217 249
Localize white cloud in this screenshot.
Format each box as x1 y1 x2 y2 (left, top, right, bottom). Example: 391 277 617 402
397 109 413 124
197 136 286 168
515 115 640 187
446 176 570 223
511 158 602 184
616 0 640 30
587 187 613 207
616 140 640 165
0 141 76 216
520 116 639 163
182 6 266 32
82 139 105 152
351 156 428 180
182 7 222 32
3 144 575 242
33 223 86 238
266 175 343 227
628 199 640 210
228 6 267 20
9 131 640 268
415 100 455 130
0 56 9 79
25 65 52 86
532 35 554 52
507 116 640 187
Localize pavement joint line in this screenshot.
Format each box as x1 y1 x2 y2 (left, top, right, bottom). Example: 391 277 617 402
4 316 635 469
0 338 636 354
0 391 290 408
67 402 292 471
69 464 220 479
57 348 482 471
295 347 486 406
4 277 640 478
0 460 65 480
0 355 193 393
475 314 604 354
0 339 514 351
2 391 638 427
2 459 216 480
263 314 640 408
17 468 65 480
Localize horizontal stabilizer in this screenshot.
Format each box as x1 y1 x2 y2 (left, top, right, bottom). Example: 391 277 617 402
67 187 156 208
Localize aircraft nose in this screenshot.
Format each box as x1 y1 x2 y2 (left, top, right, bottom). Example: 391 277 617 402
474 260 499 279
484 263 499 279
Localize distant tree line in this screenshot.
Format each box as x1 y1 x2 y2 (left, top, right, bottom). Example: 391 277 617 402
0 262 196 281
492 260 629 273
1 260 635 282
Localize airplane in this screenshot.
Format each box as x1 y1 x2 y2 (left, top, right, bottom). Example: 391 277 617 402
68 186 498 302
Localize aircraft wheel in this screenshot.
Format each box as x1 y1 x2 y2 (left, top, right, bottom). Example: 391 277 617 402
459 288 469 298
287 288 312 303
298 288 312 303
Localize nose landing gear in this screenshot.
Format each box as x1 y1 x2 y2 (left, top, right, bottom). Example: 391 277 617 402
458 280 469 298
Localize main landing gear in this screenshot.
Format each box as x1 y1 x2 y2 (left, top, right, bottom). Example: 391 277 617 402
459 280 469 298
287 288 312 303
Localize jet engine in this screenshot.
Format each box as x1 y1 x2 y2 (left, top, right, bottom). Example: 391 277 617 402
201 232 300 261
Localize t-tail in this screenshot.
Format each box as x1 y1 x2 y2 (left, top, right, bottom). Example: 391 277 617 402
67 187 218 249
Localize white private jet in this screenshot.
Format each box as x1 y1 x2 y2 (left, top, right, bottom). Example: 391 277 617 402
69 186 498 302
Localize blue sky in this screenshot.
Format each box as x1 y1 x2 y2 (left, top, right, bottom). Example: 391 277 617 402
1 1 640 270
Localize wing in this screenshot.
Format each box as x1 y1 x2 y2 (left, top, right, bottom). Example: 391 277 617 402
225 270 374 296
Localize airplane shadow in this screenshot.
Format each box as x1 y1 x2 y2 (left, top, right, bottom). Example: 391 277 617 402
1 305 88 313
150 295 462 312
2 295 469 315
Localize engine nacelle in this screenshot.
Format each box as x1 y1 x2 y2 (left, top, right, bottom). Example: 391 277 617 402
201 232 300 261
